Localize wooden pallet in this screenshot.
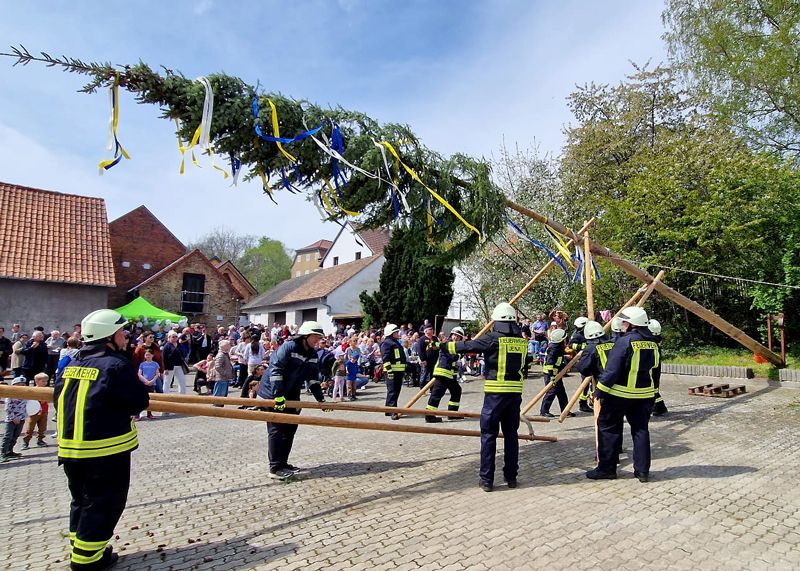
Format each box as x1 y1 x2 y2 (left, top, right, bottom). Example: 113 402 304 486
687 383 747 398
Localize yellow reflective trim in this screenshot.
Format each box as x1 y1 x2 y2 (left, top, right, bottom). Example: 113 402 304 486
426 405 438 411
73 379 91 442
71 549 105 564
57 378 71 440
433 367 455 379
390 364 406 372
447 341 456 353
62 366 100 381
447 401 460 407
58 436 139 460
59 425 137 450
74 538 109 551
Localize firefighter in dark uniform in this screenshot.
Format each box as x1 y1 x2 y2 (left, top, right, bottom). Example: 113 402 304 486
587 306 660 482
539 329 574 418
257 321 328 481
54 309 150 570
380 323 407 420
441 302 527 492
568 316 588 353
575 321 616 412
425 326 466 423
418 324 439 388
648 319 668 416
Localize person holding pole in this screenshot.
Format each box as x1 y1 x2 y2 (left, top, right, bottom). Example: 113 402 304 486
440 302 527 492
574 321 615 413
587 306 660 483
425 326 466 423
54 309 150 570
539 329 574 418
648 319 668 416
257 321 328 481
380 324 407 420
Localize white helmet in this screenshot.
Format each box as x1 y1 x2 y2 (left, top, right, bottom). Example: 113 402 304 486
574 316 588 329
451 326 465 338
82 309 127 343
297 321 324 336
384 323 400 337
648 319 662 336
550 328 567 343
619 306 649 327
611 317 624 333
584 320 605 340
491 302 516 322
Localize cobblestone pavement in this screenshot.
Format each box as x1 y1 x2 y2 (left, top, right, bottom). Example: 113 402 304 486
2 373 799 570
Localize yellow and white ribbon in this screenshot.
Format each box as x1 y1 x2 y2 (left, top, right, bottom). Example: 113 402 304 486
175 77 228 179
98 73 131 174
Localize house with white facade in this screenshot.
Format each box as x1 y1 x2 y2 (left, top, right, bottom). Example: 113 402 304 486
241 225 391 334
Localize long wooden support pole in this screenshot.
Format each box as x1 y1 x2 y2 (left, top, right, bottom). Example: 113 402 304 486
0 386 556 442
505 199 784 367
401 217 597 411
559 377 592 423
583 223 594 318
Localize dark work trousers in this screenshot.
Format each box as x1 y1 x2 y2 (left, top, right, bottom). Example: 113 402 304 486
427 376 462 411
266 407 301 471
479 393 521 485
237 363 248 388
384 371 404 413
408 363 420 386
540 375 568 415
653 391 668 414
63 453 131 567
596 394 654 475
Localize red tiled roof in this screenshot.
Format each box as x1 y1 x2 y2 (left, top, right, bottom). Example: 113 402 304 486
0 181 115 287
296 239 333 253
242 255 382 309
357 227 391 256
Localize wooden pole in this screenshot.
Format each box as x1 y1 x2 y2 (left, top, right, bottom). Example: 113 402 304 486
504 199 784 367
0 386 556 442
559 377 592 422
583 223 594 319
146 393 550 423
636 270 665 308
401 217 598 411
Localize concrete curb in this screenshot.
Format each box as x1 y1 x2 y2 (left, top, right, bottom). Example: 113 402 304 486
778 369 800 382
662 363 754 379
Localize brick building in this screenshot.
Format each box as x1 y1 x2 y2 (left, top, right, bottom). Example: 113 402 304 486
131 249 246 326
107 205 186 308
213 259 257 303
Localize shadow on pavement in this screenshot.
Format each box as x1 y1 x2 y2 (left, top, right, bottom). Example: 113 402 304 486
648 464 758 480
115 535 296 571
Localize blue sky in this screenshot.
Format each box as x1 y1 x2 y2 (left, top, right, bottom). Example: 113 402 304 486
0 1 667 251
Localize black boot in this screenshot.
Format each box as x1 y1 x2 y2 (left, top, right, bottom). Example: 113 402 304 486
579 402 593 413
425 415 442 423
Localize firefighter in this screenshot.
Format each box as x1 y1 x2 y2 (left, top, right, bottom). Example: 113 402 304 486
425 326 466 423
418 324 440 389
648 319 668 416
54 309 150 570
257 321 329 481
587 306 660 483
380 323 407 420
441 302 527 492
568 316 588 354
575 321 616 413
539 329 574 418
610 317 624 340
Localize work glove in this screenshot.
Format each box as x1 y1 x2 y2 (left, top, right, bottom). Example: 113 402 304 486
319 399 334 413
273 396 286 412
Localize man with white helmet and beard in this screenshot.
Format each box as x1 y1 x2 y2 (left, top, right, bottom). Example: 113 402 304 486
425 326 466 423
441 302 528 492
587 306 660 483
257 321 329 481
380 323 408 420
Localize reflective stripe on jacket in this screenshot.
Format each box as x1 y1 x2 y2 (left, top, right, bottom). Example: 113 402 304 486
445 323 527 394
380 337 407 374
597 328 660 399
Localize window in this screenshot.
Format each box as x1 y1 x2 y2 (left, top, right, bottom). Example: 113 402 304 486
355 251 361 260
121 261 130 268
295 271 301 277
181 273 206 314
333 256 339 266
142 263 151 270
305 270 310 275
306 253 311 262
302 308 318 322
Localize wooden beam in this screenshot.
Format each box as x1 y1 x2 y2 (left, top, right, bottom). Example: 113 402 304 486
505 199 784 367
583 223 594 318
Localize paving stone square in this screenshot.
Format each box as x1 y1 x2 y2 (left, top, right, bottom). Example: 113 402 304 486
2 373 799 570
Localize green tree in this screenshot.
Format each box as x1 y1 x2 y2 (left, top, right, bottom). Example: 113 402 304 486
360 225 454 327
238 238 293 292
664 0 800 155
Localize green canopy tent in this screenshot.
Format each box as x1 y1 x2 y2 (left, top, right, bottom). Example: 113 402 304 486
114 296 184 323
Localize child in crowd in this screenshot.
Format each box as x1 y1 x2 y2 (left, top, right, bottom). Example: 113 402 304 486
332 354 347 402
21 373 50 449
1 377 28 462
136 348 159 420
345 354 363 401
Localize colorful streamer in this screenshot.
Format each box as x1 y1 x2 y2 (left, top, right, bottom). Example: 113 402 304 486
545 227 577 268
378 141 481 238
506 218 572 285
98 73 131 173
